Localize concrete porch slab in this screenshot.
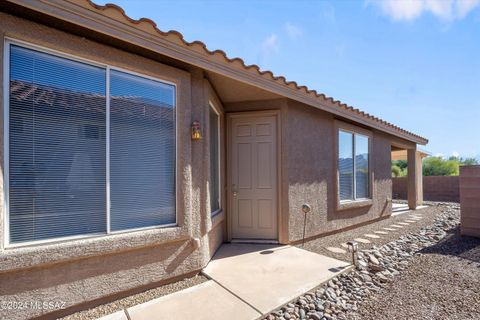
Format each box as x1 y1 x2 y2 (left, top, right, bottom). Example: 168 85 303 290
127 280 260 320
96 311 128 320
203 244 351 314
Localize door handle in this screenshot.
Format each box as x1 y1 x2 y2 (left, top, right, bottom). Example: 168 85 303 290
232 184 238 197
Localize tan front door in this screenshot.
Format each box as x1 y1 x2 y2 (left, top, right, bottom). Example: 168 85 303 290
229 112 278 240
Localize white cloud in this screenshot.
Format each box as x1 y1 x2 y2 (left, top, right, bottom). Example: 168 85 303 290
259 34 279 67
451 151 460 158
367 0 480 21
285 22 302 40
261 34 279 54
456 0 480 17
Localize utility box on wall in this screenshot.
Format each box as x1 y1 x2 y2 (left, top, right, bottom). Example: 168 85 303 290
460 165 480 237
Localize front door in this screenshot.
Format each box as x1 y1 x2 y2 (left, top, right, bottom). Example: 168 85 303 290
229 112 278 240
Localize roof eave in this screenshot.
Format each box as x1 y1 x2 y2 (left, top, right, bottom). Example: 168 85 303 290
3 0 428 145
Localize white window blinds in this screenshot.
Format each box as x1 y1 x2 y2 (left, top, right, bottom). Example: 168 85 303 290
8 45 107 243
338 131 354 201
338 130 370 202
110 70 176 231
7 43 177 245
355 134 369 199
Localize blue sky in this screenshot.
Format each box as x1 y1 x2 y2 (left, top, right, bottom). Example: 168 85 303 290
97 0 480 159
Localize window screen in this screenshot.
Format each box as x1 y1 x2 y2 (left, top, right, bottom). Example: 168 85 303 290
209 106 220 214
7 43 177 245
355 134 369 199
338 129 370 202
338 131 354 201
109 70 176 231
8 45 107 243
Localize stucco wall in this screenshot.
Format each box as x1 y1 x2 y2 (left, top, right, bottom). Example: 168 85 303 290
460 166 480 237
286 101 392 242
0 12 224 320
393 176 460 202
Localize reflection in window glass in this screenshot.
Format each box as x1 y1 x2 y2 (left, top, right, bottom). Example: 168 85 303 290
8 44 178 244
338 129 370 202
355 135 369 199
338 131 354 201
110 70 176 231
9 45 106 243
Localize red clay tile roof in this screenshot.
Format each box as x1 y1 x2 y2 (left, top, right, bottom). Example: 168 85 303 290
16 0 429 144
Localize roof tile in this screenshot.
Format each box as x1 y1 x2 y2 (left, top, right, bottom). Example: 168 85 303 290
84 0 427 143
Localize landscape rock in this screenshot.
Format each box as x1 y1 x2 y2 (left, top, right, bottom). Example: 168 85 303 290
263 204 461 320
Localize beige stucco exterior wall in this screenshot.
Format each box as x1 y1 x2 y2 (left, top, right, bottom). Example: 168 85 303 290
223 99 396 244
285 100 393 242
0 12 224 320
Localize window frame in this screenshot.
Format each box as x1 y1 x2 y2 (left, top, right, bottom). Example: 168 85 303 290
3 38 178 248
335 121 373 210
208 101 222 217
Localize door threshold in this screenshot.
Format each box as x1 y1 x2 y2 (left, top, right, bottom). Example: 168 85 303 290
230 239 279 245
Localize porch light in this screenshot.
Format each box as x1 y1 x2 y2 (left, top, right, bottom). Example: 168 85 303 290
191 121 202 140
346 240 359 267
301 203 311 214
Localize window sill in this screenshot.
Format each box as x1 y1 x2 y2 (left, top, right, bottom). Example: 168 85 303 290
0 225 190 274
337 199 373 211
211 209 225 230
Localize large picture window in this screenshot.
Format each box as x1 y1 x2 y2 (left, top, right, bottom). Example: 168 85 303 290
110 70 176 231
6 42 176 245
209 104 221 215
338 129 370 202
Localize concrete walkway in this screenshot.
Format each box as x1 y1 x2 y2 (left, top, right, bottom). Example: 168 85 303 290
99 245 350 320
391 203 429 216
127 281 259 320
204 244 351 314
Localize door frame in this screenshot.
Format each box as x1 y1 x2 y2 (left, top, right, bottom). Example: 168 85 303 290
226 110 282 242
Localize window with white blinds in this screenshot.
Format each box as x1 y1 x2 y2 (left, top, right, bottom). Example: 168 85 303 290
6 42 176 245
338 131 354 201
110 70 176 231
355 134 369 199
209 105 220 215
338 129 370 202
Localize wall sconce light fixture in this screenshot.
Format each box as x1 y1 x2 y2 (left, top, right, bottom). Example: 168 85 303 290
191 121 202 140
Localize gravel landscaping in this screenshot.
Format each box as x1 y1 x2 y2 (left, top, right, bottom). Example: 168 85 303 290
264 203 480 320
61 203 479 320
60 274 207 320
300 203 444 262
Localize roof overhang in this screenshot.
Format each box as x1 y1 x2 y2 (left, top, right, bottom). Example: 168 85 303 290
2 0 428 145
392 149 431 161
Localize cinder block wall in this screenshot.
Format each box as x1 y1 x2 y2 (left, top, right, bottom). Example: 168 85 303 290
460 166 480 237
393 176 460 202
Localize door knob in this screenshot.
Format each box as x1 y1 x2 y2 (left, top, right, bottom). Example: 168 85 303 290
232 184 238 197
